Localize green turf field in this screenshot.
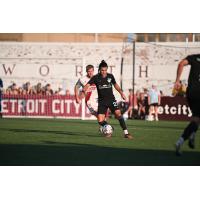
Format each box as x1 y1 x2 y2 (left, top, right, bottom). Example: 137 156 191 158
0 118 199 166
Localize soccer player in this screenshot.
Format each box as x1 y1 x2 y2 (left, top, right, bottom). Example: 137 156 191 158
83 60 133 139
74 64 98 116
175 54 200 156
0 78 3 118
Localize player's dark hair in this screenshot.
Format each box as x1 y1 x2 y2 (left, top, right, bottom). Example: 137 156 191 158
98 60 108 73
86 65 94 72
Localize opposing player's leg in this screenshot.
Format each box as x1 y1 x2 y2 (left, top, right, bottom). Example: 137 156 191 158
175 98 200 156
86 102 98 118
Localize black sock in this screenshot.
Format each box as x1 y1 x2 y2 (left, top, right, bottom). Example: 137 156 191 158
98 121 108 126
118 116 127 130
181 121 198 141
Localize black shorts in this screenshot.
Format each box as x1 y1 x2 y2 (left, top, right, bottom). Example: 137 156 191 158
187 96 200 117
150 103 158 107
98 99 119 115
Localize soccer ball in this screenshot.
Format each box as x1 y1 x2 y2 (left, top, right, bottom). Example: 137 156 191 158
102 124 113 135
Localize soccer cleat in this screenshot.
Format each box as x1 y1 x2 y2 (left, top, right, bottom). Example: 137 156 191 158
99 126 104 134
124 134 133 139
175 143 182 156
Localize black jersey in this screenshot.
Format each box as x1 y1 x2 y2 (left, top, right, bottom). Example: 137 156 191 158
186 54 200 96
88 73 116 101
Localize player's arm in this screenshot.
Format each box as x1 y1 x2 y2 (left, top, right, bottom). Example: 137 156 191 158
148 94 150 105
74 79 83 104
83 76 95 94
174 59 189 89
83 83 90 94
114 83 127 101
158 93 161 105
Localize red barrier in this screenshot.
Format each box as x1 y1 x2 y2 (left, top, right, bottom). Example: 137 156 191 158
1 95 192 120
158 96 191 121
1 94 83 118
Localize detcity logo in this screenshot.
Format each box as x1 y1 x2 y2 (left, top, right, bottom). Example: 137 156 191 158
158 104 192 117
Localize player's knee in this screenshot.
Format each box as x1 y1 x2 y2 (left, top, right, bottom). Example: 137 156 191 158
115 112 122 119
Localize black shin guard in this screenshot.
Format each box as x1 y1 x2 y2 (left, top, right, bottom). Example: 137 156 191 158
118 116 127 130
181 121 198 141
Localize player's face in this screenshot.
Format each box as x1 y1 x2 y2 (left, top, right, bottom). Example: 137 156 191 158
100 67 108 77
87 68 94 78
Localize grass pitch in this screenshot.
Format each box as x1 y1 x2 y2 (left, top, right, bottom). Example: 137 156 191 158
0 118 199 166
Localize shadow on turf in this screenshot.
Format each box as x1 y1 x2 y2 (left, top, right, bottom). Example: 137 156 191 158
0 142 199 166
127 123 185 131
0 127 101 138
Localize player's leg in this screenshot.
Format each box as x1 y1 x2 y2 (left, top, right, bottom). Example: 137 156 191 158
109 100 133 139
148 105 154 121
176 117 200 155
128 106 133 119
175 98 200 155
86 101 98 118
98 114 107 125
154 105 159 121
97 102 110 136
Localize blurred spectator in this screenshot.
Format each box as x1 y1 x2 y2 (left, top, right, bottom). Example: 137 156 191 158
24 82 34 95
44 83 53 95
57 85 65 95
66 89 71 97
147 85 161 121
127 89 134 119
143 88 149 119
137 92 146 119
10 83 18 95
172 80 187 97
18 87 23 95
5 88 11 95
160 90 164 97
34 82 43 95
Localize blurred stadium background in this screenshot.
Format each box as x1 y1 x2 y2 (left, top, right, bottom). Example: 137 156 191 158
0 33 199 165
0 33 200 120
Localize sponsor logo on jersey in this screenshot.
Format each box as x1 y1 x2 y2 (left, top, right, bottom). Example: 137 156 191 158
99 84 112 89
107 78 111 83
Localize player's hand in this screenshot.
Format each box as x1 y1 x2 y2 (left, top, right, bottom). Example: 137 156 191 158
121 93 127 101
174 81 181 90
75 98 81 104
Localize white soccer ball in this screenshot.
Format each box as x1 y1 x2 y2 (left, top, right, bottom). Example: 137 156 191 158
102 124 113 135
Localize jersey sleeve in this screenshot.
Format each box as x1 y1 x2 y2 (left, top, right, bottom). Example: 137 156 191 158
88 76 96 85
185 55 194 65
75 78 84 89
111 74 116 84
